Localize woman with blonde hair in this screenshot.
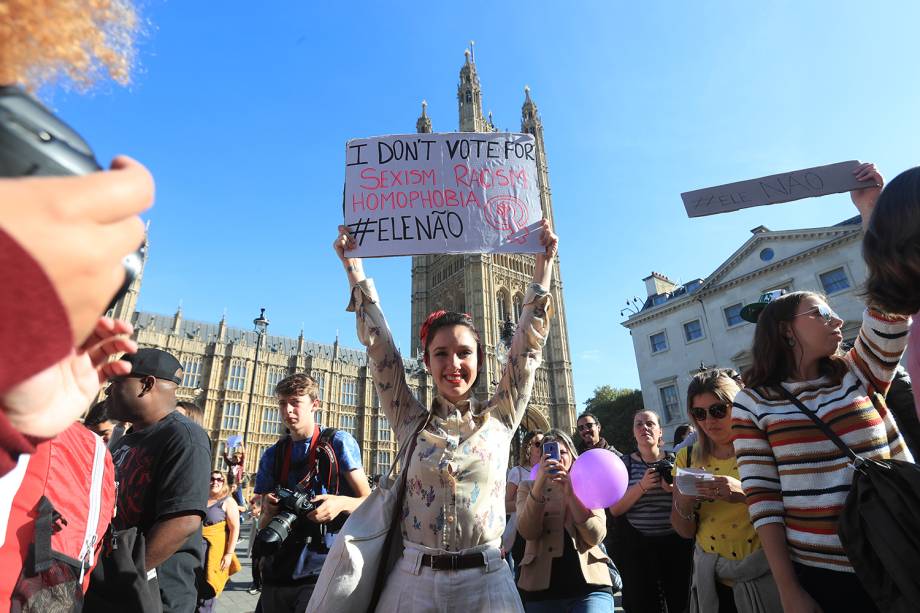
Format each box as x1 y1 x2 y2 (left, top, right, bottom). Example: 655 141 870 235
671 370 780 613
197 471 241 612
516 429 614 611
609 410 692 612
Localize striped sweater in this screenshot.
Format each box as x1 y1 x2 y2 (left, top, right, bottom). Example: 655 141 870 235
732 308 913 572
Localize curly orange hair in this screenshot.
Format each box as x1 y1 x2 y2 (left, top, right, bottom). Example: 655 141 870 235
0 0 139 88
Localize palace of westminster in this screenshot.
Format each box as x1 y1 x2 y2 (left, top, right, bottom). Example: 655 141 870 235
109 50 577 478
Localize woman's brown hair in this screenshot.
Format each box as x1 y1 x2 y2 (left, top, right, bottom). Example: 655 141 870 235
743 291 848 389
863 166 920 315
518 430 544 467
0 0 139 89
685 370 741 463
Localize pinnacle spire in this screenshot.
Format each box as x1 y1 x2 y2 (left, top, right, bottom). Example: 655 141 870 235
416 99 432 133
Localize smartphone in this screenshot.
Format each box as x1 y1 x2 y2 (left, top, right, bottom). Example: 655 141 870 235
543 441 560 474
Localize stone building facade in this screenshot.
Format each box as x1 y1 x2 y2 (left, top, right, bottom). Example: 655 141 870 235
104 48 577 478
623 217 869 440
410 49 577 432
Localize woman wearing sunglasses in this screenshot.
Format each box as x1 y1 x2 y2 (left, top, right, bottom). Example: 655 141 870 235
503 431 545 570
732 162 914 613
198 471 241 612
671 370 780 613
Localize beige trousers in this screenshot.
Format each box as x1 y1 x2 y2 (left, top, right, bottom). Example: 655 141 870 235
374 540 524 613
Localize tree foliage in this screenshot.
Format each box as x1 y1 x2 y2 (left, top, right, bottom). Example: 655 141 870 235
579 386 644 454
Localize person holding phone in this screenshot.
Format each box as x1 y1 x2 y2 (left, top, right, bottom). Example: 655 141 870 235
516 429 614 612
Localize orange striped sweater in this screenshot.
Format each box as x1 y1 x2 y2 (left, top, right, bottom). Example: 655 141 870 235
732 308 913 572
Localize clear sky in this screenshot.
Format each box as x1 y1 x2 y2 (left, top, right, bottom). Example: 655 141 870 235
48 1 920 407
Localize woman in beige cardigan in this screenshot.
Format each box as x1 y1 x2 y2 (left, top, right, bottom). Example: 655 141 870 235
516 429 615 612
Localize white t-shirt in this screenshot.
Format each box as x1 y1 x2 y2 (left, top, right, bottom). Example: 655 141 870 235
507 465 529 486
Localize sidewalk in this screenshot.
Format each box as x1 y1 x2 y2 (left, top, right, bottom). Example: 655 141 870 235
214 521 624 612
214 521 260 613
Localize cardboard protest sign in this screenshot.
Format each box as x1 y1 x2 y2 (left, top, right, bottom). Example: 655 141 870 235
344 132 542 257
682 160 877 218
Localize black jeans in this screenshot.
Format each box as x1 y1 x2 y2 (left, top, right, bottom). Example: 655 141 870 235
616 519 693 613
794 563 879 613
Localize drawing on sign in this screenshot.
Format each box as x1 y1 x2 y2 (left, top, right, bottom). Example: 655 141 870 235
681 160 877 218
343 133 542 257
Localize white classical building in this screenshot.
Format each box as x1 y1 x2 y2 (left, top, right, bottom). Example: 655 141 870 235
622 216 867 440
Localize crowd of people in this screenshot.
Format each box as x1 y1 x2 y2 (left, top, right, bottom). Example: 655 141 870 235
2 1 920 613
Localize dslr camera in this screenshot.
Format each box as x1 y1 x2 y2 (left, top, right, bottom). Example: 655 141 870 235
650 457 675 485
252 485 318 557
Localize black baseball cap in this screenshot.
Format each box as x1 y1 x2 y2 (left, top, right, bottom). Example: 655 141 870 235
124 348 183 384
740 289 787 324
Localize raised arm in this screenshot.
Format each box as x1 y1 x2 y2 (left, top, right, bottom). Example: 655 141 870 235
333 226 425 440
488 220 558 429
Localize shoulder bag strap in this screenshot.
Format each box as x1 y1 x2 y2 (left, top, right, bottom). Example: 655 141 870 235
776 385 863 465
369 412 429 609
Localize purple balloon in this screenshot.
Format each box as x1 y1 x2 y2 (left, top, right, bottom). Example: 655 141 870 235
529 463 539 481
570 449 628 509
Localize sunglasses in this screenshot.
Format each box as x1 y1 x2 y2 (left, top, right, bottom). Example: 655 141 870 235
577 422 598 431
793 304 838 323
210 477 225 482
690 402 730 421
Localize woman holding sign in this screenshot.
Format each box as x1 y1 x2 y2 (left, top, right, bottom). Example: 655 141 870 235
670 369 780 613
732 163 913 613
333 219 558 612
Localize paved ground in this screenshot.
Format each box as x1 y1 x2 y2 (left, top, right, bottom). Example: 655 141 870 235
214 521 260 613
213 521 625 612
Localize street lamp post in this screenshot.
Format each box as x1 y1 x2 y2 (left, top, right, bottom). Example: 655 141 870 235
243 307 270 469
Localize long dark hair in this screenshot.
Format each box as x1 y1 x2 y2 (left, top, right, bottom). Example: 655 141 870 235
743 291 848 389
863 166 920 315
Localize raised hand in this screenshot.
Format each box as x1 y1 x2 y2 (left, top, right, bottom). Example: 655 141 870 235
2 317 136 437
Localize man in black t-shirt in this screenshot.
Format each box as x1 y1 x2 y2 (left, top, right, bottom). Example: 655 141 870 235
105 348 211 613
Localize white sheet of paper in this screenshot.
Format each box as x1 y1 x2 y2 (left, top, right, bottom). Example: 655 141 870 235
675 467 715 496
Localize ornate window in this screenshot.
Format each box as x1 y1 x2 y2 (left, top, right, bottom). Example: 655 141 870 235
221 401 243 430
265 367 286 395
226 360 247 391
181 356 202 388
340 378 357 406
311 371 326 402
376 416 392 442
261 406 282 435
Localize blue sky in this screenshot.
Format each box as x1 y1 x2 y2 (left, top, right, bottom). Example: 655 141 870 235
48 1 920 406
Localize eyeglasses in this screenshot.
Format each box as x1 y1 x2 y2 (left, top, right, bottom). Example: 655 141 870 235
210 477 225 483
793 304 838 323
690 402 730 421
577 422 598 431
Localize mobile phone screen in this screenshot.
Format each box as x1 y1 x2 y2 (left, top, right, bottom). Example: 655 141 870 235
543 441 560 473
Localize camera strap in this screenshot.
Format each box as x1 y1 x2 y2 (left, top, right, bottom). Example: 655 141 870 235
278 424 322 487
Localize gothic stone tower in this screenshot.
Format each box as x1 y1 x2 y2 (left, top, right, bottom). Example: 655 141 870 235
409 48 577 432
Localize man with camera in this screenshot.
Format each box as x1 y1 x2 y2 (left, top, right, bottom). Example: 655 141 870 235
254 373 370 613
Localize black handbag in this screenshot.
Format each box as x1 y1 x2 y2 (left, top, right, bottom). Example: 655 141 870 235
778 384 920 613
83 526 163 613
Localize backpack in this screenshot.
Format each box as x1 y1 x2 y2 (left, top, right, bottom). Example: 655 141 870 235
271 426 342 500
0 423 115 612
